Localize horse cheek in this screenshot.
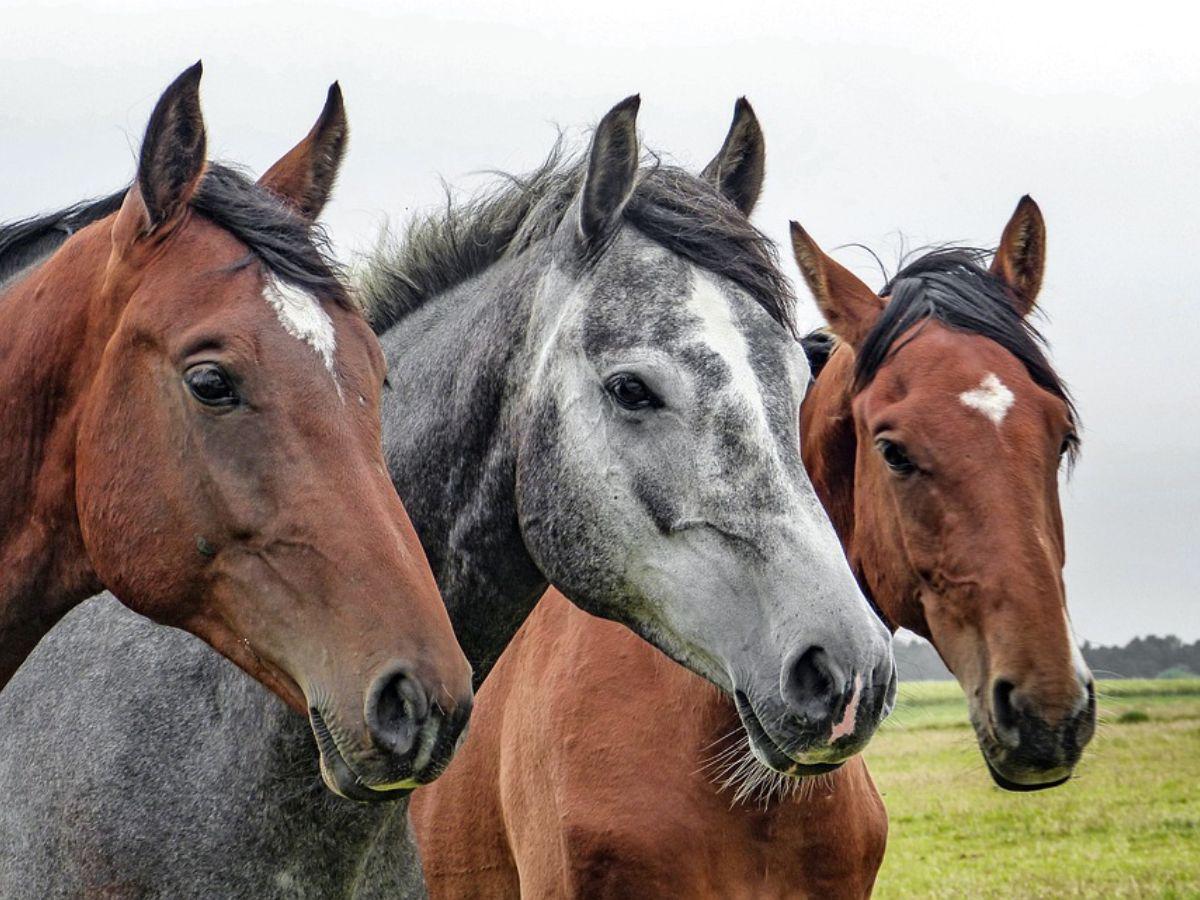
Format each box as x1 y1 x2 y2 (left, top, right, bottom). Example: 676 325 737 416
75 353 204 624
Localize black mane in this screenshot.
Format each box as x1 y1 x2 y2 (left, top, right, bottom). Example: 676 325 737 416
0 192 125 284
854 247 1079 460
799 329 836 379
0 163 349 307
361 143 794 335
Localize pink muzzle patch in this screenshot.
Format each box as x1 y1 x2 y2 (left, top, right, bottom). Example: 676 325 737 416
829 674 863 742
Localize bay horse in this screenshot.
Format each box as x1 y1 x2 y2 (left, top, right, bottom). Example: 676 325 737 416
0 65 472 799
0 97 892 896
409 195 1097 896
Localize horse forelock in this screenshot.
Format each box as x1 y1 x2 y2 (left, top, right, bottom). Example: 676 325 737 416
855 246 1079 465
359 141 795 337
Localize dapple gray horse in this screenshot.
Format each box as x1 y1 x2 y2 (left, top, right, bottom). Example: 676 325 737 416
0 98 895 896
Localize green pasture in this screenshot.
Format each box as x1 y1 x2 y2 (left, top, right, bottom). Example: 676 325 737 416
868 679 1200 899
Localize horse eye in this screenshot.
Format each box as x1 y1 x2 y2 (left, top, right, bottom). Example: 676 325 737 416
185 363 239 408
876 438 916 475
1059 434 1077 457
606 373 660 411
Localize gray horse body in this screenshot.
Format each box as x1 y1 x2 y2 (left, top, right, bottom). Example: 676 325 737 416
0 598 418 898
0 102 892 897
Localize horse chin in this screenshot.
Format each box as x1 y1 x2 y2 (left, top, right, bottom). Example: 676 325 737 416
970 709 1075 792
734 690 845 778
317 752 415 803
983 755 1072 793
309 707 416 803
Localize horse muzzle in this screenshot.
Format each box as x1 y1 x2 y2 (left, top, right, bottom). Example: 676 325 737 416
974 678 1096 791
308 663 473 802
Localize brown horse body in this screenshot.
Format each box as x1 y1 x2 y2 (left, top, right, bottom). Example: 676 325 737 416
413 590 887 899
411 198 1095 895
0 66 471 798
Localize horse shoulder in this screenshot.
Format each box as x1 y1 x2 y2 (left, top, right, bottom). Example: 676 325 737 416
518 594 734 897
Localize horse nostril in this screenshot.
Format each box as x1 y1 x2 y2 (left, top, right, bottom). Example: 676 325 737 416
992 678 1019 735
365 664 430 757
781 645 848 724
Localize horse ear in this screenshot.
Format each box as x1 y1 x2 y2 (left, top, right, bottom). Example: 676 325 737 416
578 95 640 246
117 62 207 242
259 83 348 222
790 221 883 349
701 97 765 216
990 195 1046 317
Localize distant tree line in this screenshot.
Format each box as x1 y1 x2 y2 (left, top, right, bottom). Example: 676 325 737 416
894 633 1199 681
1080 634 1199 680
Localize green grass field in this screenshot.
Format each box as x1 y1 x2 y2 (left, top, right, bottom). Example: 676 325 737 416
867 679 1200 899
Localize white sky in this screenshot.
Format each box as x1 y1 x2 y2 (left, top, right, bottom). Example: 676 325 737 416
4 0 1197 644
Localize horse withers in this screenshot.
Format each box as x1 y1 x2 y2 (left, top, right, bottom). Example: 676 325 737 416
410 193 1095 896
0 65 471 798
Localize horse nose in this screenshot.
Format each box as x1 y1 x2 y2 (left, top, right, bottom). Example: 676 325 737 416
991 677 1022 749
780 645 851 725
364 662 432 757
990 675 1096 760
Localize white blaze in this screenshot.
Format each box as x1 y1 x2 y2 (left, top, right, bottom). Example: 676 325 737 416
959 372 1014 426
263 276 339 380
686 270 774 445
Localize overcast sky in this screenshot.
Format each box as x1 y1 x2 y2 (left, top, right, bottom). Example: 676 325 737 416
4 0 1197 644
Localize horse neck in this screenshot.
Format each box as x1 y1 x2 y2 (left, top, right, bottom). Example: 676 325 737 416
0 222 115 678
0 231 70 294
377 257 548 684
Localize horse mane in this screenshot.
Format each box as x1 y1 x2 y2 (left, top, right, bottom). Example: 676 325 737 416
0 191 126 284
0 163 350 308
856 246 1079 463
799 329 836 379
360 141 794 336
